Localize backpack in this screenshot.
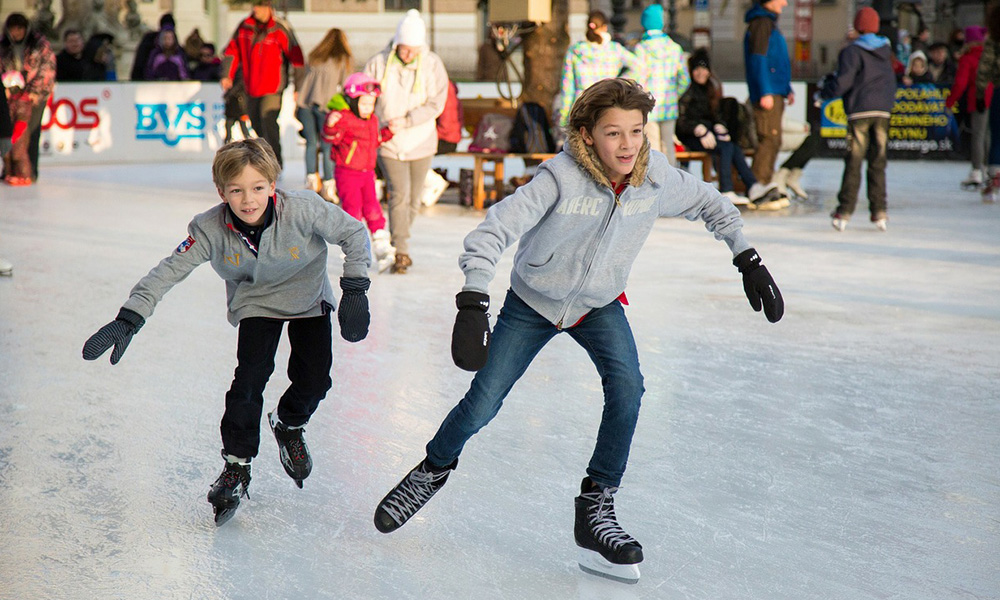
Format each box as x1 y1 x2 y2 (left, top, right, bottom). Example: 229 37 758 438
718 97 758 151
509 102 556 153
468 113 514 154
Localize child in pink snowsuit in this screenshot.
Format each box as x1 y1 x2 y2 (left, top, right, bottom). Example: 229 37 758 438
322 72 395 269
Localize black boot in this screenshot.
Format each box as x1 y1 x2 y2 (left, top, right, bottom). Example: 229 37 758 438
574 477 643 583
373 457 457 533
207 453 251 527
268 412 312 488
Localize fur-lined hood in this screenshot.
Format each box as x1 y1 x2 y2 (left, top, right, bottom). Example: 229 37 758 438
565 128 652 191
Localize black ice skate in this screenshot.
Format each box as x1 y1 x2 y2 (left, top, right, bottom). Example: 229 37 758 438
373 458 457 533
268 412 312 488
207 455 251 527
574 477 643 584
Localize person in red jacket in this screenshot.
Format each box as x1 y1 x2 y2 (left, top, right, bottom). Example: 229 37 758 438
946 26 993 190
436 80 463 154
221 0 304 169
323 72 395 271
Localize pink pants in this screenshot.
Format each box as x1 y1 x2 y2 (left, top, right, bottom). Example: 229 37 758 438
335 167 386 234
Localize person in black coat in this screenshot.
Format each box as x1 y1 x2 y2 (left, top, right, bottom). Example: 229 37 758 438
130 12 173 81
56 29 102 81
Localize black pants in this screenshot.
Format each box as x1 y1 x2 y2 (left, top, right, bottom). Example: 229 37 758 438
221 312 333 459
248 93 284 169
780 133 819 170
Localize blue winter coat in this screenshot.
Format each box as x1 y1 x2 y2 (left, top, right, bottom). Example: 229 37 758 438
743 4 792 104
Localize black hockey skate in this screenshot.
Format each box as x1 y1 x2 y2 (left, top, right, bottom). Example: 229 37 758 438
373 457 457 533
574 477 643 584
268 412 311 488
207 456 251 527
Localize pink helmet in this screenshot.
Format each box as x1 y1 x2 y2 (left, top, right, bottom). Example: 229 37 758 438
344 72 381 98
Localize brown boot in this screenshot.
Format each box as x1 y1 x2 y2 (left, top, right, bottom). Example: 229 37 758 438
391 253 412 274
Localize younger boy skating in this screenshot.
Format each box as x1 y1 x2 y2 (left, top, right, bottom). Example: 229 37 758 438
373 78 783 584
82 138 372 525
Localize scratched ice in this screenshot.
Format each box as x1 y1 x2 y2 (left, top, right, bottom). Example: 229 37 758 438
0 157 997 599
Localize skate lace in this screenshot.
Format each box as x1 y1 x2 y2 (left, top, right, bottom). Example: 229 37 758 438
382 466 448 525
218 466 250 499
286 437 307 463
582 487 637 550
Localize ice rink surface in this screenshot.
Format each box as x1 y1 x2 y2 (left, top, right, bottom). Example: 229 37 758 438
0 156 997 600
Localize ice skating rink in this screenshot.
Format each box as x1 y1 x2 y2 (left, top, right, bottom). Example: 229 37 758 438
0 157 997 600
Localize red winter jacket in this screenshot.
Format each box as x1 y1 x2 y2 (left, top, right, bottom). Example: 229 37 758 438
436 80 463 144
322 95 393 172
222 14 304 97
946 45 993 111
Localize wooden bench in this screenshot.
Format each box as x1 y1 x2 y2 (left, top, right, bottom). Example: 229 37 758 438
445 98 744 209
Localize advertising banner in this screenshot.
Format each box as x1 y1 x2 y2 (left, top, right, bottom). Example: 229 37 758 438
39 82 301 165
809 82 964 159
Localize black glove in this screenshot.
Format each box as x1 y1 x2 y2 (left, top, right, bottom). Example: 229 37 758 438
338 277 370 342
82 308 146 364
733 248 784 323
451 291 491 371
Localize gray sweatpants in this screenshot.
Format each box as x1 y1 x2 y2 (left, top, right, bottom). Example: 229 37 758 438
378 155 434 255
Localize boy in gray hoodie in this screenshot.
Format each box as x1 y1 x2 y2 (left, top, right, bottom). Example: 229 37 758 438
372 78 783 584
82 138 372 526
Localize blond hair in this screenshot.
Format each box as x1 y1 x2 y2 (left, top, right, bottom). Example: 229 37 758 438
568 78 655 134
212 138 281 189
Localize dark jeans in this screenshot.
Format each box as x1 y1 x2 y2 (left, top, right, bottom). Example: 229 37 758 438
426 290 645 488
679 135 756 192
780 133 819 170
221 312 333 459
248 93 284 168
836 117 889 218
296 104 334 179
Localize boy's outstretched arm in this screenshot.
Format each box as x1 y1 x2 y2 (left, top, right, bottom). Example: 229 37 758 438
733 248 783 323
82 309 145 364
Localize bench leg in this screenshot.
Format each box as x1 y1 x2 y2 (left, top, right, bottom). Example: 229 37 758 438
473 156 486 210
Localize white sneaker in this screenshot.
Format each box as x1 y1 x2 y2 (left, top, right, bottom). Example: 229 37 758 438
961 169 984 190
371 229 395 273
0 257 12 276
306 173 322 193
831 212 848 232
321 179 339 204
721 191 750 205
873 218 887 232
771 168 790 196
785 168 808 199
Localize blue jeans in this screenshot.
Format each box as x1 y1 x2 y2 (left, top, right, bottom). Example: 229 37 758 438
296 105 334 179
714 138 757 193
426 290 645 488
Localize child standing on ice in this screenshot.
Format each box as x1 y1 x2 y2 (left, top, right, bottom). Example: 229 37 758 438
82 138 373 526
322 72 395 271
372 78 784 584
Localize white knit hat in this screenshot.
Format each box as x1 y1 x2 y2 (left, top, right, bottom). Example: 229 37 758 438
395 9 427 47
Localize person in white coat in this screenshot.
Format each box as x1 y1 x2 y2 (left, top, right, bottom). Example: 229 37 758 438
364 10 449 274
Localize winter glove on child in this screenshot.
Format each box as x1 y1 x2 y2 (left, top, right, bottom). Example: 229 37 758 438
733 248 784 323
451 291 491 372
82 308 146 364
338 277 371 342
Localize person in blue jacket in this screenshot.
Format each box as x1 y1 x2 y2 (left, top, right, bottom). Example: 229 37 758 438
371 78 784 585
744 0 793 203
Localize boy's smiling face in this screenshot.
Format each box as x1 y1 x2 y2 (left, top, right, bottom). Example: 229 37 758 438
580 107 645 186
219 164 275 227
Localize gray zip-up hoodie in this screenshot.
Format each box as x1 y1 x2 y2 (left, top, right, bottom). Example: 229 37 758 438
122 189 371 326
460 131 751 328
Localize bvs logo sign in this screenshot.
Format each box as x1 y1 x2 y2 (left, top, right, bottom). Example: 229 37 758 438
135 102 206 146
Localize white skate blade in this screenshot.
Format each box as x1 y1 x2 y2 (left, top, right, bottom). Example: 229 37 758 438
577 548 640 584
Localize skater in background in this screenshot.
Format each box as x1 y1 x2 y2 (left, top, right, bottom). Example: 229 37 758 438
143 27 189 81
296 27 352 199
130 12 173 81
632 3 688 165
677 49 780 208
977 6 1000 203
817 7 897 231
743 0 793 204
364 9 449 274
221 0 305 170
372 78 783 585
189 42 222 82
82 138 373 525
946 26 992 192
556 10 641 128
322 72 395 271
0 13 55 186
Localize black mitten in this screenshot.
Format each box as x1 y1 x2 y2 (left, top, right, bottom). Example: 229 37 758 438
451 291 491 371
338 277 371 342
82 308 146 364
733 248 784 323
